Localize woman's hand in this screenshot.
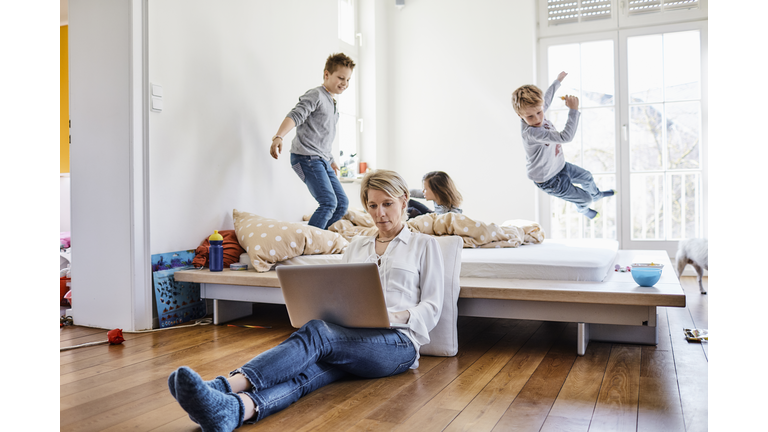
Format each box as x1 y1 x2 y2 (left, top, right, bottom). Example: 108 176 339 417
388 310 411 325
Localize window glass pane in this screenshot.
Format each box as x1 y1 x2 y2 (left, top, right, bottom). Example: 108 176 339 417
666 101 701 169
664 30 700 101
581 107 615 172
628 34 663 103
338 0 355 46
580 40 614 107
631 173 665 240
630 103 664 171
550 197 583 239
337 73 356 115
587 174 617 239
669 172 700 239
549 174 616 240
338 112 357 177
547 44 581 99
546 38 617 241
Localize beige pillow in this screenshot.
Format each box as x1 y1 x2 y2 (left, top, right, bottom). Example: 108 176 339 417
233 209 349 272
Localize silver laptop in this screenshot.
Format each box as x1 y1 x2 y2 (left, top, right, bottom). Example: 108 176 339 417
276 263 409 330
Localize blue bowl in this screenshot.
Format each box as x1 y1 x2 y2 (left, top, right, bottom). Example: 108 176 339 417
631 267 662 287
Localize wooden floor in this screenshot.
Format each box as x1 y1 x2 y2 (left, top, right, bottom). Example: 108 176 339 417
60 276 707 432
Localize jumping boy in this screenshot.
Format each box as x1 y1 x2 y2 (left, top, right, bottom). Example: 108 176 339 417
512 71 614 220
269 53 355 229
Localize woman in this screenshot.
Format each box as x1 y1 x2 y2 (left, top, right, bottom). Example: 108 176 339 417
168 169 444 431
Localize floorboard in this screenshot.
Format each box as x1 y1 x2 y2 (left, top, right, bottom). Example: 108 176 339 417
60 277 707 431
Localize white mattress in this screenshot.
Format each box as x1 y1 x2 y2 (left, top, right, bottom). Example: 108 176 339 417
459 239 618 282
240 238 618 282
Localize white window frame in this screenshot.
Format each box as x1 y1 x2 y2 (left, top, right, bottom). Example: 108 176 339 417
619 0 708 28
539 0 620 38
537 9 707 255
538 0 708 38
618 20 708 255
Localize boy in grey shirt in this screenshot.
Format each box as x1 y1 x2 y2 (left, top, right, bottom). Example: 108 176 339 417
270 53 355 229
512 71 614 220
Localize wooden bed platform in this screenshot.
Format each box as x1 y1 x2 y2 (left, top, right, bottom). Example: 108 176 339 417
174 249 685 355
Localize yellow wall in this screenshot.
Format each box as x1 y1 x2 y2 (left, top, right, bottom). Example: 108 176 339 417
61 25 69 173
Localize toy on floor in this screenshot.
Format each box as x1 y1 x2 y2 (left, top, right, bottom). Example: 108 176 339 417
684 328 708 342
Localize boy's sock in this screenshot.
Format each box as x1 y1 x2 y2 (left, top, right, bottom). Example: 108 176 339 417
174 366 245 432
168 370 232 401
585 209 599 220
593 189 615 201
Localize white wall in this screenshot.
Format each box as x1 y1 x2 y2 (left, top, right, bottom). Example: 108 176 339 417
148 0 339 255
69 0 151 330
148 0 538 255
68 0 538 329
386 0 538 223
60 175 71 232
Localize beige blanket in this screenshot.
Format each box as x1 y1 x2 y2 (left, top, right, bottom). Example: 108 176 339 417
328 210 544 248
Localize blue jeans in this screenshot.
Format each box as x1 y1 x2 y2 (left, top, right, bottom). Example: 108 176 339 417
290 153 349 229
535 162 601 214
233 319 416 422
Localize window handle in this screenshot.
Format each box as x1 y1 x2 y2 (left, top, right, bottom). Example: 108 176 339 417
358 118 364 133
356 33 363 47
622 124 628 141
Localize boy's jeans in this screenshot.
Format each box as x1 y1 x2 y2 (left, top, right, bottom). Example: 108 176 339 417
232 320 416 422
290 153 349 229
535 162 601 214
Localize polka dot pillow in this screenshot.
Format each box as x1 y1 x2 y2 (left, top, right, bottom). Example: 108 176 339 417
233 209 349 272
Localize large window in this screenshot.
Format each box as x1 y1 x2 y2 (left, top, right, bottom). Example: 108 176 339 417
538 2 707 254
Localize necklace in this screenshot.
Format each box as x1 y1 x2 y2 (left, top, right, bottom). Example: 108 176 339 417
376 237 393 243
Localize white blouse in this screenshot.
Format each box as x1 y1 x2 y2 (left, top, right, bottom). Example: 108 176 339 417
341 227 445 368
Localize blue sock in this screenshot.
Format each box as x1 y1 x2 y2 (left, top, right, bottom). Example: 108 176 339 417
174 366 244 432
585 209 599 219
601 189 615 198
168 370 232 401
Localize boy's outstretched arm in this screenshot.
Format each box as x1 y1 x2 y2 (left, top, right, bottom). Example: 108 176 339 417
269 117 296 160
557 71 568 82
526 100 580 145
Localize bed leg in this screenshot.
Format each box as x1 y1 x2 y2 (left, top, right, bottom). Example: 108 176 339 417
212 299 253 325
577 322 590 356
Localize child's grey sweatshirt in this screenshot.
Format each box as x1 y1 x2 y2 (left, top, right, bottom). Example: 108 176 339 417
286 86 338 164
521 80 581 183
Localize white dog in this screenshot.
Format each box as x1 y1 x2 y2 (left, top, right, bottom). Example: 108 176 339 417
675 238 708 294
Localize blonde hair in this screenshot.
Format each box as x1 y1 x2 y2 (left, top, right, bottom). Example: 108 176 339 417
423 171 462 209
511 84 543 117
360 169 410 220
